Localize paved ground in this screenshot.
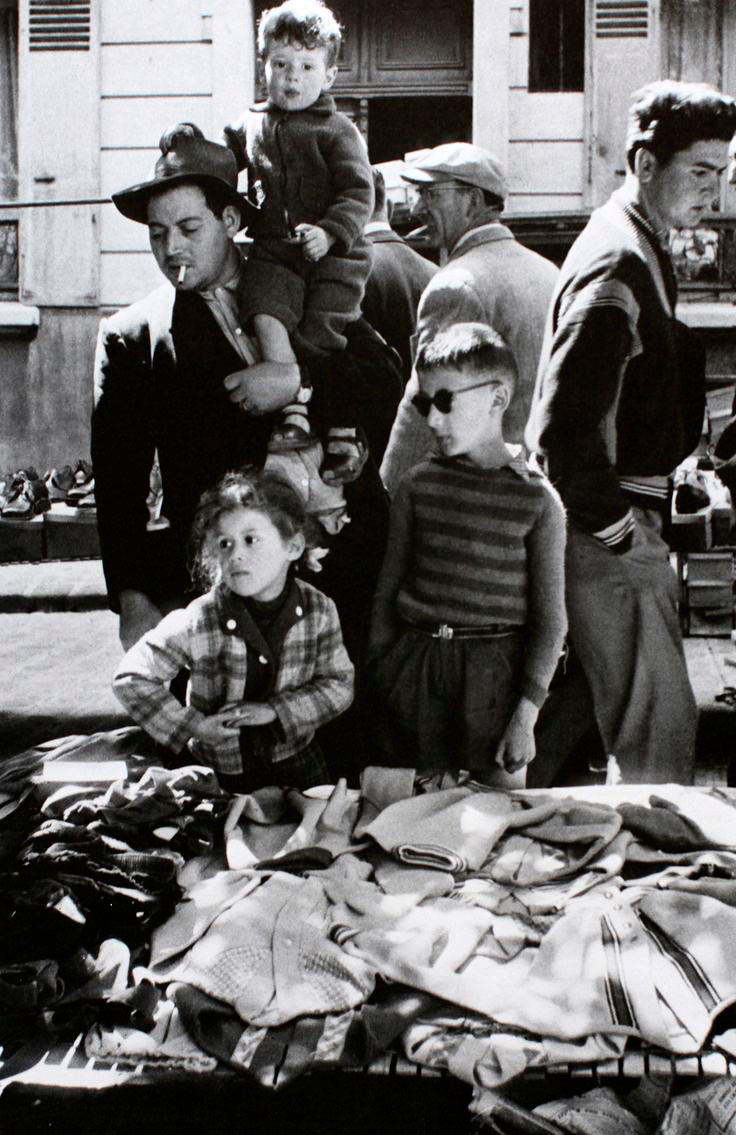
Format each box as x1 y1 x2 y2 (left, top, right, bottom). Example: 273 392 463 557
1 558 735 780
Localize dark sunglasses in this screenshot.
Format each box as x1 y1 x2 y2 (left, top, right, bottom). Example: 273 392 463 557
411 378 501 418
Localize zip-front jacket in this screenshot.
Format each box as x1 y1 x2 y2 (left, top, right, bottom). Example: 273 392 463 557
223 93 373 253
526 187 705 548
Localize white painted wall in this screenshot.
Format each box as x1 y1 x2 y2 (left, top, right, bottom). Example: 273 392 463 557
99 0 255 308
472 0 585 214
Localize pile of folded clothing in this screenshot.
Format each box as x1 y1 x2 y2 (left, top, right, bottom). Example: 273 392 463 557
4 745 736 1116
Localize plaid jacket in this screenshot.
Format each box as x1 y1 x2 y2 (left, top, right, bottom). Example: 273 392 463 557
113 578 354 776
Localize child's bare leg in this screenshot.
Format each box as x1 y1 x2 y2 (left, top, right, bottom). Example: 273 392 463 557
253 313 316 449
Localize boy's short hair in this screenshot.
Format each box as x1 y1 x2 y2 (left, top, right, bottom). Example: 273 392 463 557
415 322 517 394
258 0 342 66
625 80 736 171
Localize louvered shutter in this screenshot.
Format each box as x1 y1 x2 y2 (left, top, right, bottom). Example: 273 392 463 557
585 0 659 207
18 0 99 304
29 0 90 50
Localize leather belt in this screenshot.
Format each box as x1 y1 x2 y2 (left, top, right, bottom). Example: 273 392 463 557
408 622 518 641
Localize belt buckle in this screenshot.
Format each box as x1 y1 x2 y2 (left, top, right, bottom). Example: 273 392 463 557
432 623 454 640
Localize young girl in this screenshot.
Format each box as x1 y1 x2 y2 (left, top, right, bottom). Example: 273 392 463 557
113 469 354 792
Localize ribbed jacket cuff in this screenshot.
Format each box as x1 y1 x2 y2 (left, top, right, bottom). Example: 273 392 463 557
593 509 635 548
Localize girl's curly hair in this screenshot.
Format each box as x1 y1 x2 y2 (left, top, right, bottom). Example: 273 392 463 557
188 467 306 589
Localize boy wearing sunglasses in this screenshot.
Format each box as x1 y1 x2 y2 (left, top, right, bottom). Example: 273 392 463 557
369 322 566 784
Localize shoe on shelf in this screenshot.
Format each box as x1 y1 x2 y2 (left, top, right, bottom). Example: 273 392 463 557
1 475 51 518
15 466 40 482
74 489 96 510
44 465 76 502
66 459 95 502
0 470 15 511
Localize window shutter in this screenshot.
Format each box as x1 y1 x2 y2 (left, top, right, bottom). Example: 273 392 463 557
18 0 99 305
594 1 648 38
28 0 91 50
585 0 657 207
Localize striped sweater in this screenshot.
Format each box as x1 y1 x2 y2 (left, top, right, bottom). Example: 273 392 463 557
371 455 567 707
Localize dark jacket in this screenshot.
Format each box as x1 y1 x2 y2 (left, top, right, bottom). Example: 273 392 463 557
526 188 705 544
91 273 399 614
223 94 373 253
362 226 437 386
91 280 276 611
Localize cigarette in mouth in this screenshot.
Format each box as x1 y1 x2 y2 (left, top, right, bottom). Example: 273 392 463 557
177 265 187 285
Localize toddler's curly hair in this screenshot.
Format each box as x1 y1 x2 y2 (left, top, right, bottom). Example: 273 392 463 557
258 0 342 67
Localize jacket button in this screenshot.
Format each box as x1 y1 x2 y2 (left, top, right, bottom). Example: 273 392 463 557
295 605 303 617
258 654 268 664
226 619 237 631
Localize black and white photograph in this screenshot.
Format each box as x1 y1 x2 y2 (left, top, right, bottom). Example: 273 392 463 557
3 2 736 1132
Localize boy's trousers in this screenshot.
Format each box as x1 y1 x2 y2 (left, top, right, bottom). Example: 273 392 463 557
371 625 523 773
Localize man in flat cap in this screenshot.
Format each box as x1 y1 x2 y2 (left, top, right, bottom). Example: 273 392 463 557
92 126 394 777
380 142 558 492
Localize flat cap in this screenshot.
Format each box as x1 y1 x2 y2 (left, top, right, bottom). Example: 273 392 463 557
401 142 507 199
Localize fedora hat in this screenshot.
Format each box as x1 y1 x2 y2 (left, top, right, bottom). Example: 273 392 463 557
112 123 250 228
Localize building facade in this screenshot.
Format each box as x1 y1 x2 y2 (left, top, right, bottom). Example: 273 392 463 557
1 0 735 468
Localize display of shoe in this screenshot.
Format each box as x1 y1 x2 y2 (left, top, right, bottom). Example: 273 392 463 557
73 489 96 509
1 474 51 518
16 466 40 482
66 459 95 502
0 471 14 511
44 465 76 502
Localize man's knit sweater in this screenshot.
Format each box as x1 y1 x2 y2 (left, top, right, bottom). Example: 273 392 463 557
371 454 566 708
526 186 705 548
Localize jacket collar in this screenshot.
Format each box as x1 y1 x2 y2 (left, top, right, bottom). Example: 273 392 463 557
250 92 336 117
215 575 306 666
449 214 514 261
608 187 677 314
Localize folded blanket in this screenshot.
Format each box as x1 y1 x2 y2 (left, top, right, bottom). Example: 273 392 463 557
364 788 517 873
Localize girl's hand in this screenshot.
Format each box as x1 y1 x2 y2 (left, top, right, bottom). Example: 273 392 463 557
221 702 277 728
191 713 244 745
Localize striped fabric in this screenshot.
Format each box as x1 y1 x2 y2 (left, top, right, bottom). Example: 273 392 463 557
396 458 555 629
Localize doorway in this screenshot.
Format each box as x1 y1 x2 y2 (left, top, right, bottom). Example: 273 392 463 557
367 96 472 164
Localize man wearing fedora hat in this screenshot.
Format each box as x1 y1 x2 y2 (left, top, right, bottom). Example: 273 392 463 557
91 125 393 739
92 124 304 652
380 141 558 493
